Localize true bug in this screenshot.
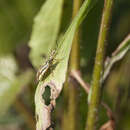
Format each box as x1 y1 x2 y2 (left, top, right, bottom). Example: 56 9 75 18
36 49 57 82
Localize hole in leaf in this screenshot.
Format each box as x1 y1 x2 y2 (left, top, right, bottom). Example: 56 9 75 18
42 86 51 106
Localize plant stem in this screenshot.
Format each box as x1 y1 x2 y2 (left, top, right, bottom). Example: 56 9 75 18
70 0 81 70
62 0 81 130
86 0 114 129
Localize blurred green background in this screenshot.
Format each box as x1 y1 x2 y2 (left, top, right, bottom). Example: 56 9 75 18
0 0 130 130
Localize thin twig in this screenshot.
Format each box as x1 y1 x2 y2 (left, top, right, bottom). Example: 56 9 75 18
70 70 115 123
103 34 130 81
112 34 130 56
71 70 90 93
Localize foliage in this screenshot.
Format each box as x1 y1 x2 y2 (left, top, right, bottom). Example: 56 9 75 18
0 0 130 130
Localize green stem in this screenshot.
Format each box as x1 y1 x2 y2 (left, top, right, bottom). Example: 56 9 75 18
86 0 114 129
62 1 81 130
70 0 81 70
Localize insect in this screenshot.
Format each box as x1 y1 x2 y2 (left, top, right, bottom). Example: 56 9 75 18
36 49 57 82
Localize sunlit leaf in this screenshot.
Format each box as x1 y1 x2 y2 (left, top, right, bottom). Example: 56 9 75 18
29 0 64 69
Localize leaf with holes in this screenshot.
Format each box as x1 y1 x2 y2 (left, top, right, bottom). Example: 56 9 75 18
29 0 97 129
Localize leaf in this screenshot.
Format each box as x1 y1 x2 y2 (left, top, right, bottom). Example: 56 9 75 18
29 0 64 69
0 55 34 116
103 34 130 81
30 0 98 129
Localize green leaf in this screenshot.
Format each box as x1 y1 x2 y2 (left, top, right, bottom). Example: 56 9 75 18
0 55 34 116
30 0 97 129
103 34 130 81
29 0 64 69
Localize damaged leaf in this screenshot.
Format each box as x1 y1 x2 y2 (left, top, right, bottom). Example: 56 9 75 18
29 0 98 129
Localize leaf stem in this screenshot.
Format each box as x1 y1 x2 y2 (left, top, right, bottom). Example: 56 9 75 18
86 0 114 129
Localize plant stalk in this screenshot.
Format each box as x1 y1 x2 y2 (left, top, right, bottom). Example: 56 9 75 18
86 0 114 129
62 0 81 130
70 0 81 70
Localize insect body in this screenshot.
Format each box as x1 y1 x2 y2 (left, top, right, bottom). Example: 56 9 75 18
36 61 50 81
36 50 57 82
